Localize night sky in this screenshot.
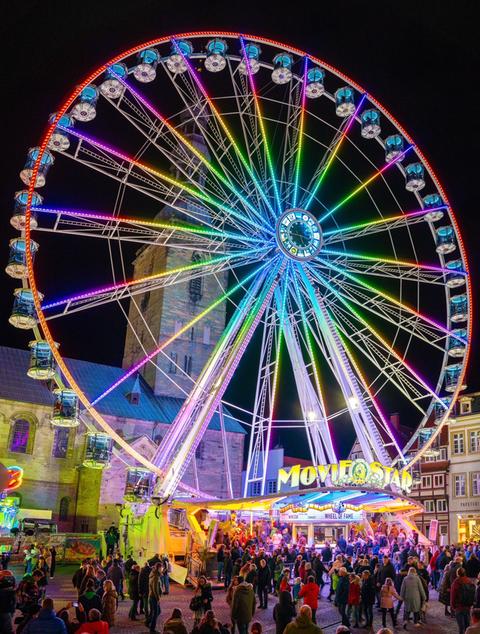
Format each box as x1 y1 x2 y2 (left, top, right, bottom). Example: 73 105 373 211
1 1 478 458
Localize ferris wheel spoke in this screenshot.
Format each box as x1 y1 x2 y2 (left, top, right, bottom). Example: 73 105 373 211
297 267 395 464
42 248 266 319
31 205 262 251
302 93 367 212
59 126 265 237
311 257 460 342
239 37 282 214
331 305 431 414
309 264 447 408
167 39 277 218
323 205 449 245
102 72 272 234
289 57 308 209
318 144 414 224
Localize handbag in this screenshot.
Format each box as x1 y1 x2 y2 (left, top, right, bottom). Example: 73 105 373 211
189 595 203 611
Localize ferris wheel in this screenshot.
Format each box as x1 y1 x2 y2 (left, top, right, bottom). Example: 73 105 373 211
8 31 471 501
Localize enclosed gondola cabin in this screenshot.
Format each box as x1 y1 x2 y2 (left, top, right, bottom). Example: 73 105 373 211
27 340 58 380
83 433 114 469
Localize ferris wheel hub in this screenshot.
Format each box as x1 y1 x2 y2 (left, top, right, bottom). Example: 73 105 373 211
276 209 323 261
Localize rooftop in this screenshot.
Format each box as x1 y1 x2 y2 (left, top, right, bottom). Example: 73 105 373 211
0 346 246 434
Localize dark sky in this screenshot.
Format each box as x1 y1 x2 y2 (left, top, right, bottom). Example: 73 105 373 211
1 0 478 458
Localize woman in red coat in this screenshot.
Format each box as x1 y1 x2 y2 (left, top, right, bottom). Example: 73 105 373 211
347 574 361 628
298 576 320 623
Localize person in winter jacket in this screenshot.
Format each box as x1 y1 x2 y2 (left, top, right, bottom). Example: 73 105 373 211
466 554 480 580
380 577 400 629
283 604 324 634
127 564 140 621
106 561 124 601
163 608 188 634
299 576 320 623
377 556 396 588
451 567 475 634
273 590 296 634
0 570 16 634
400 567 426 627
231 577 255 634
138 561 151 622
224 551 233 590
347 574 361 628
256 559 271 609
74 608 109 634
101 580 117 628
147 564 162 633
335 568 350 627
360 569 376 628
23 597 67 634
78 579 102 622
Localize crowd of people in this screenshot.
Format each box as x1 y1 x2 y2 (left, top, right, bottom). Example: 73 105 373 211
1 531 480 634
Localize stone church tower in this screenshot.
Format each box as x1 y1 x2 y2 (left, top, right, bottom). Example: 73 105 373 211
122 116 228 397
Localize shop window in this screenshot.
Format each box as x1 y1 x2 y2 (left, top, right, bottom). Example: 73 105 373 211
433 474 444 488
9 417 35 454
52 428 70 458
453 433 465 455
421 475 432 488
454 474 466 497
424 500 435 513
472 472 480 496
168 352 177 374
470 430 480 453
59 497 70 521
436 499 448 512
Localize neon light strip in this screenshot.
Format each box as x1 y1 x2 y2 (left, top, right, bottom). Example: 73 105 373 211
91 260 271 405
315 258 466 343
323 205 449 237
321 248 463 275
292 57 308 209
59 125 266 234
310 265 448 407
43 248 262 310
32 206 260 243
304 93 367 212
110 71 271 233
319 145 414 223
172 38 277 218
239 36 282 214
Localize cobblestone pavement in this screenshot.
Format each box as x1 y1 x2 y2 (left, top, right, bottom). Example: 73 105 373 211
10 565 462 633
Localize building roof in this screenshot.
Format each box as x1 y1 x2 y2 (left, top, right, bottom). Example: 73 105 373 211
0 346 245 434
283 455 312 468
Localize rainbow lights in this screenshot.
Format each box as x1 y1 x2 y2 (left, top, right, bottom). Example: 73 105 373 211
108 70 271 232
291 57 308 209
59 125 267 234
91 261 271 405
323 205 449 237
240 37 282 215
304 93 367 212
31 206 261 243
42 248 262 311
171 38 277 219
319 145 414 223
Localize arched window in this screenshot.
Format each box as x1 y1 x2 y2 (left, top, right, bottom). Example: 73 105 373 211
9 417 35 454
189 252 203 303
59 497 70 521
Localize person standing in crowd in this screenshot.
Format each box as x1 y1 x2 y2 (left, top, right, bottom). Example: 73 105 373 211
451 567 476 634
49 546 57 580
283 604 324 634
163 607 189 634
347 574 361 628
106 559 124 601
139 559 152 623
0 570 16 634
231 575 255 634
273 590 296 634
380 577 400 629
78 578 102 621
161 554 172 595
101 579 117 629
256 559 271 609
23 596 67 634
198 609 221 634
224 550 233 590
127 563 140 621
147 563 163 634
360 569 376 629
74 607 109 634
335 567 350 627
400 567 426 628
466 608 480 634
217 545 226 583
299 575 320 623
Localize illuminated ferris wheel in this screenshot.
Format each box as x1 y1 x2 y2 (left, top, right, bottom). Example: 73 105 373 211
8 32 471 500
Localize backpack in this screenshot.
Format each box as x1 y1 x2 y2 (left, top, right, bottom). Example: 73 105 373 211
459 581 476 607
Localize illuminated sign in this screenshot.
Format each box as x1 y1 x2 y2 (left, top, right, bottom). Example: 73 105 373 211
0 463 24 493
277 459 412 495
